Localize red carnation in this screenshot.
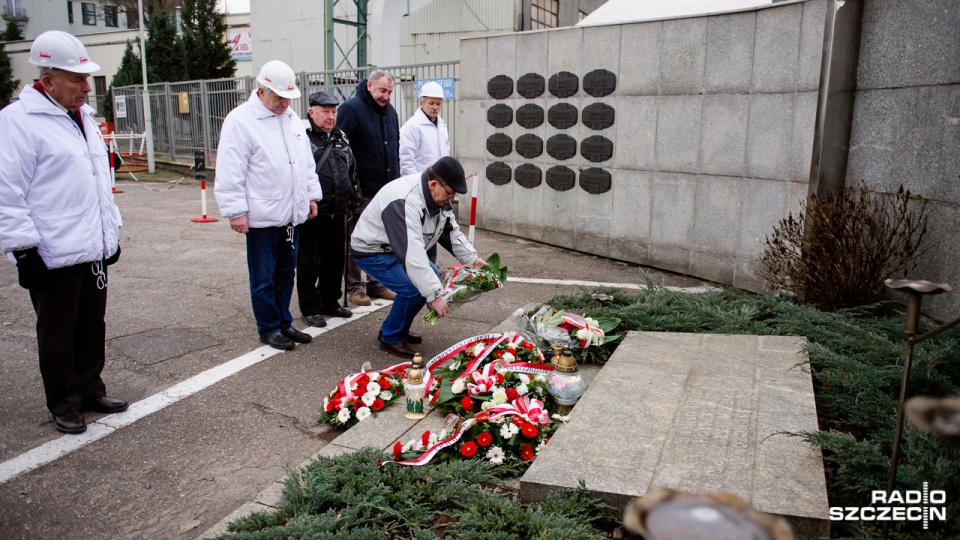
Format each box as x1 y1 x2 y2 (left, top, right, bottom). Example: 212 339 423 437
522 341 534 350
460 441 478 458
371 398 385 411
494 350 503 358
520 444 535 461
495 373 505 384
522 423 538 438
392 441 403 460
357 374 370 385
353 401 364 411
378 378 391 389
461 396 474 412
422 430 432 447
506 388 519 401
476 432 493 447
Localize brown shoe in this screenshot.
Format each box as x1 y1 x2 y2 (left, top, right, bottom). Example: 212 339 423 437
368 288 397 301
406 330 422 344
379 340 418 359
349 293 371 306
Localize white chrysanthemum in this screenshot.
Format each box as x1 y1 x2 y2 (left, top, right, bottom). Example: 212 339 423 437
502 352 516 363
535 374 547 383
487 446 505 465
584 317 599 327
337 408 351 423
473 344 486 356
368 372 380 381
402 439 415 453
379 390 394 401
428 432 439 445
500 423 519 439
518 374 530 385
366 381 381 393
451 379 466 394
449 359 461 370
576 328 590 342
517 383 529 396
438 428 453 440
362 391 378 406
481 400 494 411
535 386 544 395
356 407 372 421
536 440 548 454
551 413 570 423
492 388 508 404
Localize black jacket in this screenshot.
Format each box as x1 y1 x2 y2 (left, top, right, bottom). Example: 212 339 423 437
306 123 362 217
335 80 400 198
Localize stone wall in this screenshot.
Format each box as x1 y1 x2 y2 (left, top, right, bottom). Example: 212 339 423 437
847 0 960 320
457 0 826 292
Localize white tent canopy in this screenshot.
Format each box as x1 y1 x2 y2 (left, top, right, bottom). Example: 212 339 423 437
577 0 775 27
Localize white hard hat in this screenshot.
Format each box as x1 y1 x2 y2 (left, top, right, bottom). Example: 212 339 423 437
419 81 445 99
256 60 300 99
29 30 100 74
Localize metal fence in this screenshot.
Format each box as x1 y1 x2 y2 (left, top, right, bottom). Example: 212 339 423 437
112 61 459 163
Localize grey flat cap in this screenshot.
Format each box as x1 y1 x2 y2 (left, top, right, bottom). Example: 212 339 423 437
309 91 339 107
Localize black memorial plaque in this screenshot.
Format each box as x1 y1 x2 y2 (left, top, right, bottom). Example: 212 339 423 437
546 134 577 160
515 164 542 189
581 103 615 130
546 166 576 192
549 71 579 98
516 104 544 129
486 162 512 186
548 103 579 129
517 73 546 98
582 69 617 97
486 133 513 157
515 134 544 159
580 135 613 162
579 168 612 194
487 75 514 99
487 104 513 128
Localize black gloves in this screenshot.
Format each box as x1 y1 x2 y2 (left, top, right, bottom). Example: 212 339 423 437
13 247 51 291
105 245 121 266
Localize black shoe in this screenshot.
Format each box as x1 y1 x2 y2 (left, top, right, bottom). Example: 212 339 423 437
52 412 87 434
379 329 422 345
82 395 129 414
303 314 327 327
260 331 295 350
281 327 312 344
321 305 353 318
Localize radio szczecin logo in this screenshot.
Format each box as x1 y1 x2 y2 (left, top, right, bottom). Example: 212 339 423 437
830 483 946 530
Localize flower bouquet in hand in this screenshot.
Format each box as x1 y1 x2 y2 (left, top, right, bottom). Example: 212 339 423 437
422 252 508 324
318 364 405 429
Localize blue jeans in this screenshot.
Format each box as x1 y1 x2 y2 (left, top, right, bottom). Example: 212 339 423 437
246 225 299 337
354 253 439 344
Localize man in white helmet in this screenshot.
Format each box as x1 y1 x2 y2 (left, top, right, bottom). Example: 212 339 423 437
0 30 126 434
215 60 323 351
399 80 450 263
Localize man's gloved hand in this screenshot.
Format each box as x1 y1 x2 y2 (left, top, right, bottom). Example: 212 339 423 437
105 245 121 266
13 247 51 290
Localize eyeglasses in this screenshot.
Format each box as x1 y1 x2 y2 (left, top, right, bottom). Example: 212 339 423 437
437 181 456 197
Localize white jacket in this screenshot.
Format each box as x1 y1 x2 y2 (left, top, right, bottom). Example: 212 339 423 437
0 85 122 269
214 91 322 228
399 108 450 176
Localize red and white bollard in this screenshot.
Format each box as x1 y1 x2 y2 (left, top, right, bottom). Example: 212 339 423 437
109 139 123 194
191 180 218 223
467 173 478 243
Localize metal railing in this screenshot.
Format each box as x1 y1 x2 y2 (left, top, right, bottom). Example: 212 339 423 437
112 61 459 163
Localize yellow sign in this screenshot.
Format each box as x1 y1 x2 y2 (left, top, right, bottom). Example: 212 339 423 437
178 92 190 114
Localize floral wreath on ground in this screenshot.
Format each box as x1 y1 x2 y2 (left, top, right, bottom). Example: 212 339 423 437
318 364 406 429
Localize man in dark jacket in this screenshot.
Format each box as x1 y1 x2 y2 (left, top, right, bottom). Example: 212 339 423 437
336 70 400 306
297 91 363 327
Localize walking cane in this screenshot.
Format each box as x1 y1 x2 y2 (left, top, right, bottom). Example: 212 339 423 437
342 212 350 310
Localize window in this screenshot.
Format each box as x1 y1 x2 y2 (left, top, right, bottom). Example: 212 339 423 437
104 5 118 27
81 2 96 25
67 1 73 24
94 76 106 96
127 6 138 29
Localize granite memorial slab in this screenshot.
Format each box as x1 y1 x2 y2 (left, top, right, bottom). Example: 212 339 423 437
516 104 545 129
546 134 577 160
486 162 512 185
515 164 542 189
486 133 513 158
487 75 514 99
517 73 546 98
583 68 618 97
582 103 616 130
548 103 579 129
549 71 579 98
519 331 830 539
487 104 514 128
579 168 612 194
546 166 576 191
581 135 614 162
515 134 544 159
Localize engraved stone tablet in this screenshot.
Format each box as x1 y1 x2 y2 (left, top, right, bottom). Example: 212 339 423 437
486 133 513 157
517 73 546 99
579 168 612 194
548 103 579 129
487 75 514 99
515 134 544 159
546 134 577 160
580 135 613 162
486 162 512 186
582 69 617 97
549 71 579 98
487 104 513 128
516 104 544 129
581 103 615 130
515 164 542 189
546 166 576 191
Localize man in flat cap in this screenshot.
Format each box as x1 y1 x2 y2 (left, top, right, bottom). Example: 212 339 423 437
350 156 487 358
296 91 363 327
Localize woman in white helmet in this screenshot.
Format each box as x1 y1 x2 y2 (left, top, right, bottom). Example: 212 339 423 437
0 30 126 434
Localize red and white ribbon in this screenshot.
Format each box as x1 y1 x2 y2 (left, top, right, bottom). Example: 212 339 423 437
379 418 477 467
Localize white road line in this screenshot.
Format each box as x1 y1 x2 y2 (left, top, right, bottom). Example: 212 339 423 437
507 276 717 294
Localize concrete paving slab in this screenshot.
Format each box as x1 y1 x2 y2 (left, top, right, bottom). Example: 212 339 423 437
111 328 219 365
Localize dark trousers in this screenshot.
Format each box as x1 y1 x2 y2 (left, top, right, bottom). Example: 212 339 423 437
246 225 300 337
297 213 348 315
29 262 109 416
346 195 387 297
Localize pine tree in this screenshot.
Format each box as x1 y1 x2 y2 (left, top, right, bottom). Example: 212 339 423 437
0 42 18 109
145 11 187 83
2 20 23 41
103 41 143 122
180 0 236 80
